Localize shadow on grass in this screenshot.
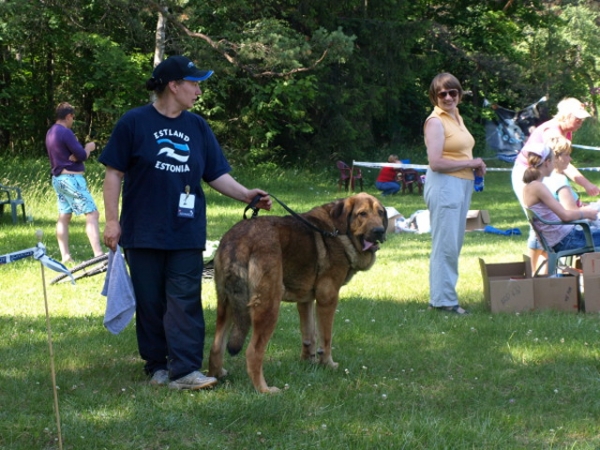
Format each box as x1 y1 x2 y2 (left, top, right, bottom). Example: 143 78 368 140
3 293 600 448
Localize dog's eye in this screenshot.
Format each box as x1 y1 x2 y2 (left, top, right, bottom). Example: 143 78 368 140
358 211 367 217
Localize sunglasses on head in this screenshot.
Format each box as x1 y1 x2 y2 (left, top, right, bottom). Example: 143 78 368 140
437 89 459 99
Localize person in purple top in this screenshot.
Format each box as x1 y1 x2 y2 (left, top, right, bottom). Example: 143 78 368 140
45 102 104 264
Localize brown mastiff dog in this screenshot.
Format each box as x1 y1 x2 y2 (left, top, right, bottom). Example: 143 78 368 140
207 193 388 393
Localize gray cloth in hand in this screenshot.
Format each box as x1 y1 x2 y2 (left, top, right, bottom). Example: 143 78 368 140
101 246 136 334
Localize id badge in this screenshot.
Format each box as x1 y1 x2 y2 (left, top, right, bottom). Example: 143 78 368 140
177 192 195 218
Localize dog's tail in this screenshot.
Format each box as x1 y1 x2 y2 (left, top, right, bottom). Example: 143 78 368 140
225 274 252 356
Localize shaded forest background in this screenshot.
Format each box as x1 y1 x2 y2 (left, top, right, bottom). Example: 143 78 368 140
1 0 599 168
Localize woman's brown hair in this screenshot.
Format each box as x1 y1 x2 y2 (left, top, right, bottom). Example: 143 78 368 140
428 73 463 107
523 150 553 184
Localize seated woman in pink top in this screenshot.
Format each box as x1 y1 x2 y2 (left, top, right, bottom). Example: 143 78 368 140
513 97 596 204
522 144 600 253
513 97 598 269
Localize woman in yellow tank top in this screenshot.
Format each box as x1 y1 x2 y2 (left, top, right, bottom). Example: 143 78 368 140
424 73 487 315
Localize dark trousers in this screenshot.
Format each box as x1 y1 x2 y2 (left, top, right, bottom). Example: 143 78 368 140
125 248 204 380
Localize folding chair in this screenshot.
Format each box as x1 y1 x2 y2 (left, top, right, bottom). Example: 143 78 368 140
526 208 596 276
0 184 26 224
336 161 363 192
398 168 423 195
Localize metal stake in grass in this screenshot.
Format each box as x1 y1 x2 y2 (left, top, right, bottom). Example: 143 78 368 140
0 230 70 446
35 229 68 450
1 231 71 449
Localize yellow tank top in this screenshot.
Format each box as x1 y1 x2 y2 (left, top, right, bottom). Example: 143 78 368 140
425 106 475 180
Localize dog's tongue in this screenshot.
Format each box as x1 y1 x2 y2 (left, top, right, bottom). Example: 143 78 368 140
362 240 379 251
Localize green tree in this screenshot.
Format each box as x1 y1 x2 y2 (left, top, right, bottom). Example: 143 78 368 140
0 0 599 166
0 0 154 153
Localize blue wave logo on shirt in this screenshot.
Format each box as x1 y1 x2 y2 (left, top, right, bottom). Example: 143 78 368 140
156 139 190 163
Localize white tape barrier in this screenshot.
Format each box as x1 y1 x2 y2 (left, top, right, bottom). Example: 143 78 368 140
353 160 600 172
353 161 428 170
572 144 600 151
353 161 511 172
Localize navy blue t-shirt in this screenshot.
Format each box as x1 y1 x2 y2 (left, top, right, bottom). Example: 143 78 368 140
99 104 231 250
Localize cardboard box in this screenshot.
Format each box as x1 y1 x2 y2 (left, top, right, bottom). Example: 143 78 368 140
386 215 402 234
533 275 579 312
479 258 534 313
466 210 491 231
580 253 600 313
385 207 403 234
387 216 401 234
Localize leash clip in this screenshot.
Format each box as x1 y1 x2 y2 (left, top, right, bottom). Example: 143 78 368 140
243 194 264 220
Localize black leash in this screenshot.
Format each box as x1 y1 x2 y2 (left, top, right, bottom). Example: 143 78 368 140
243 194 339 238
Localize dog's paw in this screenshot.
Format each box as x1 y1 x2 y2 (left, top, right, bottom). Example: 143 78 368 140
264 386 282 394
209 367 228 378
319 355 339 369
303 353 319 364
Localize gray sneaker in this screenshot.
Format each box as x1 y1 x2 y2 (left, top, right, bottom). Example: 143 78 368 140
168 371 218 390
149 369 169 386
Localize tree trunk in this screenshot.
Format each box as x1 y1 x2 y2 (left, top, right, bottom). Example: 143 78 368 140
154 7 167 67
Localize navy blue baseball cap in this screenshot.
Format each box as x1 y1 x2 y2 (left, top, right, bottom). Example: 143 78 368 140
152 56 213 83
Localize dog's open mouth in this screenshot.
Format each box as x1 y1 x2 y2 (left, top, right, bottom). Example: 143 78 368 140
362 239 380 252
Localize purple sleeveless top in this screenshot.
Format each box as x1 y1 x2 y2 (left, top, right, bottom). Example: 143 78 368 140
529 202 573 247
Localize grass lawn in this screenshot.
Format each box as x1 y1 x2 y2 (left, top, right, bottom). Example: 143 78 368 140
2 154 600 449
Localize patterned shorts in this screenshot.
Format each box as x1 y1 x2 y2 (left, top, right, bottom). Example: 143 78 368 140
52 174 98 215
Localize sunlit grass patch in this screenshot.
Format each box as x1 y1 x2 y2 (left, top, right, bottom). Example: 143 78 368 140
3 157 600 449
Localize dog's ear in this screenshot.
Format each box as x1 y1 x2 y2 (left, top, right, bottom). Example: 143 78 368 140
330 197 353 234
